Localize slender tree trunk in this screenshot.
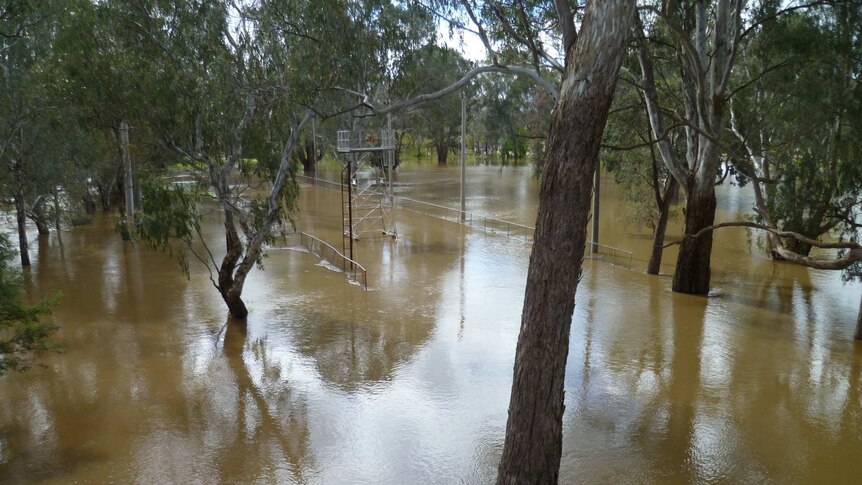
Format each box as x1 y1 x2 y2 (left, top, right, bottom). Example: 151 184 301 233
14 192 30 267
648 178 678 275
855 291 862 341
672 184 717 294
33 219 50 235
82 189 97 214
436 143 448 166
496 1 635 482
30 200 50 235
299 138 316 174
217 210 249 319
222 286 249 319
98 184 111 211
120 121 134 216
53 188 63 246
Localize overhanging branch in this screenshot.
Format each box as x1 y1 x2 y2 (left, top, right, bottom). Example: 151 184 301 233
353 64 558 117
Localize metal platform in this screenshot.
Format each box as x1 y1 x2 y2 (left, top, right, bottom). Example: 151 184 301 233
337 128 395 152
338 126 398 261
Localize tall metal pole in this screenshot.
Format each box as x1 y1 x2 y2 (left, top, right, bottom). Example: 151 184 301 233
387 113 393 204
120 120 134 216
591 158 600 253
347 157 354 264
460 93 466 221
312 114 317 185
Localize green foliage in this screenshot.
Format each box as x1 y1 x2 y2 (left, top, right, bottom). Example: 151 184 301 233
391 44 473 163
0 233 59 375
731 4 862 256
603 65 679 235
131 178 203 277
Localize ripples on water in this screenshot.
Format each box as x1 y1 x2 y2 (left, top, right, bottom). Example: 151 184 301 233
0 164 860 483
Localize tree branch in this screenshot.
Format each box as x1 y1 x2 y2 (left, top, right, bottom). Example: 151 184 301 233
553 0 577 53
352 64 559 117
662 220 862 271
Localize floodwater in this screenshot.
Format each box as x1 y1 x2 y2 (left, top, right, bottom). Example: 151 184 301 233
1 161 861 484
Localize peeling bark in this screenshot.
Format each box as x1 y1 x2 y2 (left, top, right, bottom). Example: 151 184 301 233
496 0 635 482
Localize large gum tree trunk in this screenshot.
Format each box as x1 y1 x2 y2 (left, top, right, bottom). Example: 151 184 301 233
672 184 717 294
218 210 249 319
496 1 635 482
14 192 30 267
222 287 248 320
647 178 678 275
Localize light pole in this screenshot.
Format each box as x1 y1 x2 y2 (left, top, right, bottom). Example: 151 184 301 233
460 92 466 221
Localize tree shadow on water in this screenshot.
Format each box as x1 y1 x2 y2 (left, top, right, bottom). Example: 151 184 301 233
217 318 315 483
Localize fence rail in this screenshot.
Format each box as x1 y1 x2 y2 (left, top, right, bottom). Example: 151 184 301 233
279 231 368 290
393 195 535 244
296 174 634 270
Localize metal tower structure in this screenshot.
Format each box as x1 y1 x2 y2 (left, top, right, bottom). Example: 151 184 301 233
337 121 397 261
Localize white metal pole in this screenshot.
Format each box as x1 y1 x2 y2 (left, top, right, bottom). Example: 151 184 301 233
312 114 317 185
592 159 600 253
460 93 466 221
387 113 393 204
120 120 134 216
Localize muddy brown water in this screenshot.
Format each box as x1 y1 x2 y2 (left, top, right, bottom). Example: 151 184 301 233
1 163 861 484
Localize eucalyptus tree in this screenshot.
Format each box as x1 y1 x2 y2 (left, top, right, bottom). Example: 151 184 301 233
729 3 862 257
346 1 633 479
630 0 858 295
0 232 57 375
603 74 680 275
118 0 314 318
705 2 862 337
392 44 472 165
631 1 751 294
123 0 434 318
471 74 541 161
0 0 60 266
46 0 156 216
494 1 635 481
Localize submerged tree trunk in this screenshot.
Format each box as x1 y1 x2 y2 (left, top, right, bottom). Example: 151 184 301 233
672 184 717 294
435 142 448 166
53 189 63 246
98 184 112 211
648 178 678 275
33 217 50 235
496 1 635 482
293 137 322 175
29 199 50 235
856 292 862 341
14 192 30 267
217 210 249 319
82 189 97 214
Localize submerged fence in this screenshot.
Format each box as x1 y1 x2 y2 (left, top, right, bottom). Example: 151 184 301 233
279 231 368 290
393 196 535 245
296 174 634 270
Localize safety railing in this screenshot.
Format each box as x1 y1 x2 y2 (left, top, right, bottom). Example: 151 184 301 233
296 174 634 270
279 231 368 290
298 175 342 190
587 242 634 270
393 196 536 245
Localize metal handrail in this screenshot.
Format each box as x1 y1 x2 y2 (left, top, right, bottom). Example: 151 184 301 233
279 231 368 290
296 174 634 270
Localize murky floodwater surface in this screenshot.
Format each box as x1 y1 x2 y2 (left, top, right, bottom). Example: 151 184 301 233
1 162 861 483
